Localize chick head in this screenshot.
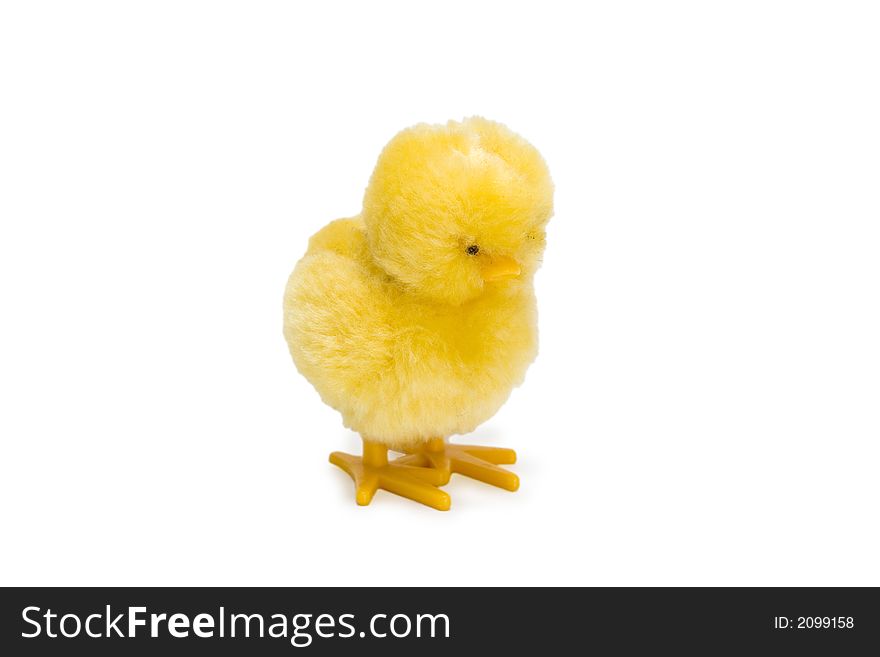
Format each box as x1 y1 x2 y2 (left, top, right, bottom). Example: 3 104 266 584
362 117 554 305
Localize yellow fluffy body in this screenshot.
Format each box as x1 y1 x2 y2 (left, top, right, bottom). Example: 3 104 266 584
283 118 553 450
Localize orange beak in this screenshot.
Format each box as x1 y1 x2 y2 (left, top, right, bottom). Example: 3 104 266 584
481 255 522 282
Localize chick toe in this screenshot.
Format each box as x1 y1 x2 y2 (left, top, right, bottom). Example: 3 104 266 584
395 439 520 492
329 440 451 511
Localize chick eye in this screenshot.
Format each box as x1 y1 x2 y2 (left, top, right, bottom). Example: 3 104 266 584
466 244 480 255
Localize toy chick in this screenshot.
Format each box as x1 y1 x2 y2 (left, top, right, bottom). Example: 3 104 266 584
283 117 554 510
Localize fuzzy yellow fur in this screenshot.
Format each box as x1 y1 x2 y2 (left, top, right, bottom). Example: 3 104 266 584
283 117 553 449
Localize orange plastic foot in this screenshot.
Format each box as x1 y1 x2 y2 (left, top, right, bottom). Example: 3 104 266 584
394 438 520 491
330 438 451 511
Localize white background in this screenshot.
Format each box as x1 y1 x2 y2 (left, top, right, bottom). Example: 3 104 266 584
1 1 878 586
